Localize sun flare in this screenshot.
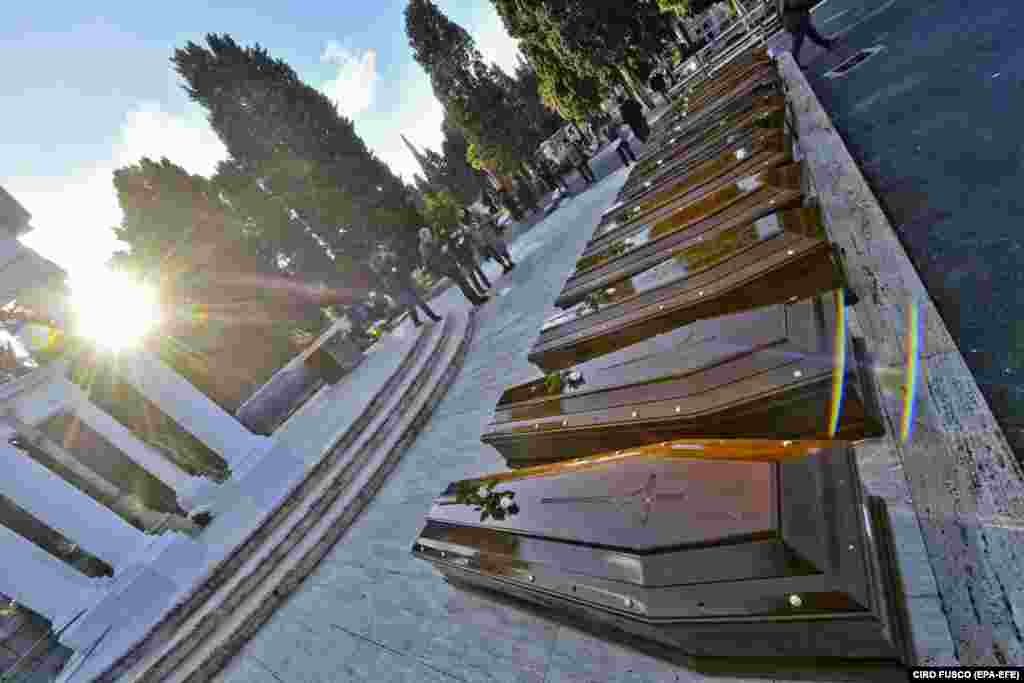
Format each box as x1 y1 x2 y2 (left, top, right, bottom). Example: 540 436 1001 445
71 270 161 351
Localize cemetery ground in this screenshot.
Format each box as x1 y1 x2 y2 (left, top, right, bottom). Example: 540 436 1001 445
212 115 923 681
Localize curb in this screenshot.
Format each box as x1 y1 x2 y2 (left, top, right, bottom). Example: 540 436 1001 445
777 52 1024 665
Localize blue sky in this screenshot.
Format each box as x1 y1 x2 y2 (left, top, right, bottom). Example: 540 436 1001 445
0 1 521 279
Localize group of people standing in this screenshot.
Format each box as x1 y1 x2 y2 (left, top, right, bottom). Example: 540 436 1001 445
414 209 515 311
351 207 516 334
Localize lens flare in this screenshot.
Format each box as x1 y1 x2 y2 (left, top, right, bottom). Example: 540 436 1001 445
72 270 161 352
827 289 847 437
899 299 922 442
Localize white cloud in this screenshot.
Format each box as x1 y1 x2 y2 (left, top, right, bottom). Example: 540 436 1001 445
343 6 522 186
4 102 225 280
340 53 446 185
473 7 523 75
321 42 379 119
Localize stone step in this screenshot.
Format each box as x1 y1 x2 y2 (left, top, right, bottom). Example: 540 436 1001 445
117 310 475 683
76 320 441 683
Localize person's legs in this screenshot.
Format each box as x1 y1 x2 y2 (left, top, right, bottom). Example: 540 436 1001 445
576 164 591 184
399 285 441 321
451 271 487 305
622 141 637 163
408 305 422 326
474 263 492 290
804 13 834 48
791 15 809 64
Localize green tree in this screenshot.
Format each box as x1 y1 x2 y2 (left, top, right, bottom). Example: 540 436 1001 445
437 114 491 205
107 156 328 411
520 40 606 124
491 0 676 110
172 34 424 266
405 0 530 176
421 188 462 237
109 158 273 293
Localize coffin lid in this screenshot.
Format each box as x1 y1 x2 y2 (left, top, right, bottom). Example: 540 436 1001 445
428 448 788 553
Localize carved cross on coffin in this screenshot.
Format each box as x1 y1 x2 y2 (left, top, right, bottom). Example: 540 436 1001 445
412 445 910 661
540 472 694 526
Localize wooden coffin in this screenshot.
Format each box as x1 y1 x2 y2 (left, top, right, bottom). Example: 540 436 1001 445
599 128 791 233
561 164 804 308
676 58 778 119
593 123 790 249
412 444 909 661
486 291 883 468
654 70 782 150
619 102 785 201
657 48 773 122
632 93 786 181
528 206 844 372
653 58 778 139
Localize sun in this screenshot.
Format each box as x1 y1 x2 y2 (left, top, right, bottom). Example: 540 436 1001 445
71 270 161 352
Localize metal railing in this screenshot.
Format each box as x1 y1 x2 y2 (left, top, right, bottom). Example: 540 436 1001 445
669 0 783 94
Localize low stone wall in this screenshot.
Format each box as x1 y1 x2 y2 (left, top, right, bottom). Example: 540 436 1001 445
778 52 1024 665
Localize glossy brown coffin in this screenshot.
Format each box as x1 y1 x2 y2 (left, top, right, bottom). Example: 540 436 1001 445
412 444 909 661
486 292 883 468
529 207 843 372
631 92 786 182
653 70 782 151
599 129 792 235
652 57 778 142
591 130 791 250
655 50 774 125
559 164 804 308
618 103 784 204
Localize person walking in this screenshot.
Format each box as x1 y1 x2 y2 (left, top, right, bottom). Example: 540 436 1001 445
537 155 569 192
371 248 441 327
605 121 637 167
462 209 508 272
649 71 670 104
478 215 515 273
778 0 837 68
419 227 489 307
446 227 492 293
618 95 650 144
567 140 596 185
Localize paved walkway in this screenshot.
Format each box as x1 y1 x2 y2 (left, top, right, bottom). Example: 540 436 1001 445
215 165 707 683
770 0 1024 460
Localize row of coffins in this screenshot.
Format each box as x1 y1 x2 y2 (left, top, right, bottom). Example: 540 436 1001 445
414 47 908 664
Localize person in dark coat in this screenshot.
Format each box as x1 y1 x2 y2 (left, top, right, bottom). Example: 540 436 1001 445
447 227 491 293
537 155 569 192
567 141 596 185
418 228 489 307
605 121 637 167
370 249 441 327
778 0 837 67
618 95 650 144
649 71 669 103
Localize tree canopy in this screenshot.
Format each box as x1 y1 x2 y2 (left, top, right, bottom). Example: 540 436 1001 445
405 0 554 176
490 0 677 118
172 34 423 265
